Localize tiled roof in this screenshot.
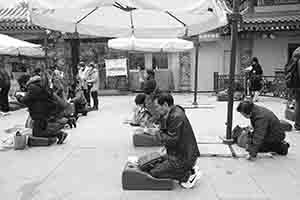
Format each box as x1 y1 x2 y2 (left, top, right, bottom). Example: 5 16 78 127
0 7 28 23
0 8 300 32
244 14 300 24
242 13 300 31
0 7 43 32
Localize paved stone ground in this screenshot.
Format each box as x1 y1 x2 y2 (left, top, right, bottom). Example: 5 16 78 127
0 94 300 200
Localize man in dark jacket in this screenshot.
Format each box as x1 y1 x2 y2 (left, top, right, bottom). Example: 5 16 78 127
149 93 202 189
0 67 11 112
289 47 300 130
16 73 67 145
237 100 290 160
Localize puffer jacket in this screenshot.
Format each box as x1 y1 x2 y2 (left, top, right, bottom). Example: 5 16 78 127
17 76 54 120
86 68 99 92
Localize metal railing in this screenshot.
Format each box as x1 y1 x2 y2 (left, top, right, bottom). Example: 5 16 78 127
213 72 292 99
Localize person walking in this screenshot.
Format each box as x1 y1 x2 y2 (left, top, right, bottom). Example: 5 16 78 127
86 62 99 110
0 67 11 112
248 57 263 102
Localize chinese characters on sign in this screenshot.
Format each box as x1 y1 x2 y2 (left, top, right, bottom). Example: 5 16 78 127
105 58 128 77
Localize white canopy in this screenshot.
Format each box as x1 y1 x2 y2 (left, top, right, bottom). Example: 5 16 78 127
0 33 44 57
108 36 193 52
28 0 227 38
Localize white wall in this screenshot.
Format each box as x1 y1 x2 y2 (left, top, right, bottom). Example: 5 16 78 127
191 41 223 91
252 38 287 76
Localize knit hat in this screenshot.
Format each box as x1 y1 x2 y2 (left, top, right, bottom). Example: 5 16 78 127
143 79 157 95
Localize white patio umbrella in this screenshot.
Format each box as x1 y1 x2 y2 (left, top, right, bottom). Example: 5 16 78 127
28 0 227 38
0 33 44 57
108 36 193 52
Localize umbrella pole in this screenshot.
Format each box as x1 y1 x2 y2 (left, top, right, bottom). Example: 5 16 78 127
223 0 241 144
71 31 80 85
43 32 48 69
193 39 200 105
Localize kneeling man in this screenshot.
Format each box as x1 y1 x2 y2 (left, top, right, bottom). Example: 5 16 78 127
149 93 202 188
237 100 290 160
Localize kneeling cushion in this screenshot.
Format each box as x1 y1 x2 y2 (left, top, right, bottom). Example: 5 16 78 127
122 161 174 190
27 136 54 147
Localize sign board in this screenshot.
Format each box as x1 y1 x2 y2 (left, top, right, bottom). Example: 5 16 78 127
105 58 128 77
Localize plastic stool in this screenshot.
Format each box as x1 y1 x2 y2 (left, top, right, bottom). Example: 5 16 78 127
122 162 174 190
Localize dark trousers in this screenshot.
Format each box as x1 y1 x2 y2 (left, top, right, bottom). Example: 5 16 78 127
258 141 286 154
149 154 195 182
84 86 92 106
91 91 98 109
32 119 62 138
74 103 87 116
295 90 300 129
0 86 10 112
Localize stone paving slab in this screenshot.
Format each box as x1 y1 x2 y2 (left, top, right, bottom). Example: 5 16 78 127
198 143 233 157
1 95 300 200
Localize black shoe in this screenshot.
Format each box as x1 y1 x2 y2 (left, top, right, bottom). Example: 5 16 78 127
57 132 68 145
92 106 98 111
48 137 57 146
82 111 87 116
278 141 290 155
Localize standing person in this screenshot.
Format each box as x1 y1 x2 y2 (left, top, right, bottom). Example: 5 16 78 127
285 47 300 130
0 67 11 112
78 61 91 107
249 57 263 102
86 62 99 110
137 65 145 90
237 100 290 160
148 93 202 189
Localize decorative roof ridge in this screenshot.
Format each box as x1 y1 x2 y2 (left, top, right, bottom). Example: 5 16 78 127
244 11 300 19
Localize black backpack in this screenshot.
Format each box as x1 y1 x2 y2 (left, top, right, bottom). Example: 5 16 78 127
285 58 300 88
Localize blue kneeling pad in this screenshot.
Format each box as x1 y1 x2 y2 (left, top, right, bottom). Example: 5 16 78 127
133 128 162 147
122 160 174 190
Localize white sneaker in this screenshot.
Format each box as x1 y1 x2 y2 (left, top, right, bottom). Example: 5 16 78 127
180 168 203 189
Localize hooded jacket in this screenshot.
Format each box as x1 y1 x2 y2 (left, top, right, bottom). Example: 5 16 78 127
17 75 54 120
